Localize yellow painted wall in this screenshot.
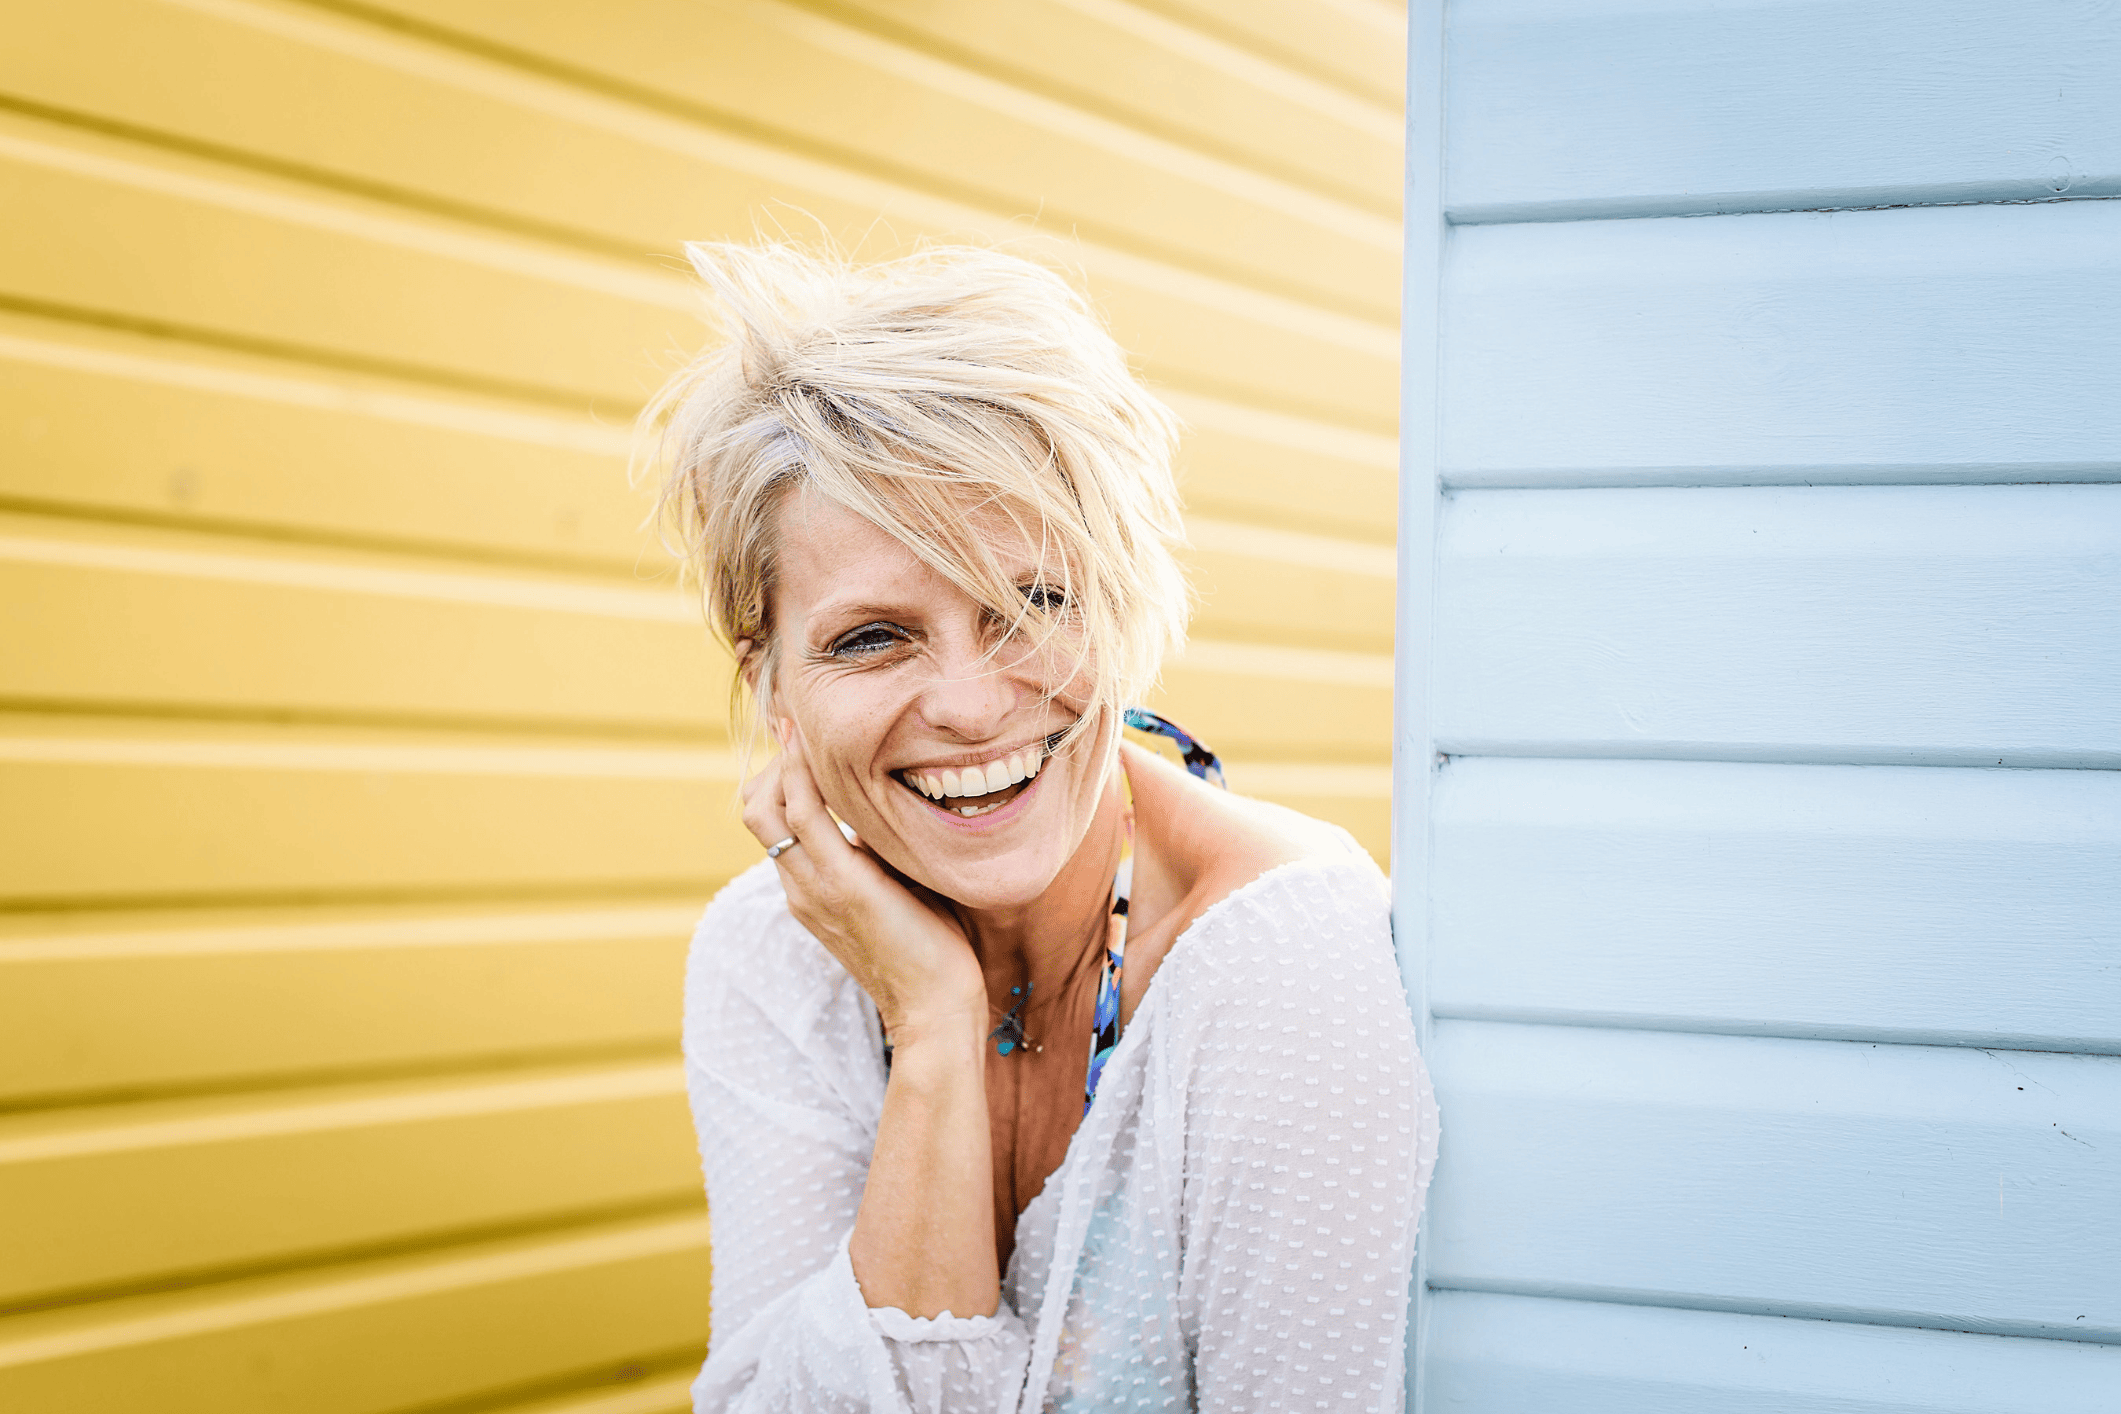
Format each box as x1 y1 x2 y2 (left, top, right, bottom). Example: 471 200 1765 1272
0 2 1404 1409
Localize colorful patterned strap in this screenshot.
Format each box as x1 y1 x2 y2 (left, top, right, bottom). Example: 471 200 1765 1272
1122 707 1227 789
1085 710 1227 1114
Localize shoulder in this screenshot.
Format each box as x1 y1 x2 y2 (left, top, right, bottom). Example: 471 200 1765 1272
1175 854 1395 987
1123 741 1370 892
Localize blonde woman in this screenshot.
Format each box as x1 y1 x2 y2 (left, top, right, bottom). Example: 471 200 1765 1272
648 244 1440 1413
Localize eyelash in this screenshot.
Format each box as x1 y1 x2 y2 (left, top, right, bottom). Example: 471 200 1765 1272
1021 583 1068 614
827 623 905 658
824 587 1066 658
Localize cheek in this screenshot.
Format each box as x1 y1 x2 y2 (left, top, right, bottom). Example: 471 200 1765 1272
782 676 901 801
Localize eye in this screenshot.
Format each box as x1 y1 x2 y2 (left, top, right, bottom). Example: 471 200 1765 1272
827 623 906 658
1019 582 1069 614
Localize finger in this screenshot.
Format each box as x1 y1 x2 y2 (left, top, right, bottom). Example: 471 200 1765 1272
738 753 777 808
739 758 793 852
776 725 853 866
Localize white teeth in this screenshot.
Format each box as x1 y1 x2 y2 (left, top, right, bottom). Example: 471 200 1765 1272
906 744 1050 806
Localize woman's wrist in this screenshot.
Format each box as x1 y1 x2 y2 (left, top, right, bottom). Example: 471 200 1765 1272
882 1002 989 1080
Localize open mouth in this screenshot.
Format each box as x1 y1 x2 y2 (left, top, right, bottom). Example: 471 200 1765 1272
894 731 1068 819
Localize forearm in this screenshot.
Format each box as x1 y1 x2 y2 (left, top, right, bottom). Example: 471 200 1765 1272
849 1010 999 1318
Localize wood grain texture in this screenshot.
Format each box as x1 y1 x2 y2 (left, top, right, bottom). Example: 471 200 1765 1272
1449 0 2121 223
1431 757 2121 1053
1441 200 2121 487
1425 1021 2121 1342
0 1061 700 1306
0 1211 712 1414
1432 485 2121 766
1427 1290 2121 1414
0 903 701 1104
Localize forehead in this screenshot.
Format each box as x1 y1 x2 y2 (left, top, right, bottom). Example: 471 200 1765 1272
771 484 1037 621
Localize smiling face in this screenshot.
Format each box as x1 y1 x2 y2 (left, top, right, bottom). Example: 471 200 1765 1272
763 486 1119 911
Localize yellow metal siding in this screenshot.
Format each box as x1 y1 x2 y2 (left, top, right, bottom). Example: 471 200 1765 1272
0 1 1403 1408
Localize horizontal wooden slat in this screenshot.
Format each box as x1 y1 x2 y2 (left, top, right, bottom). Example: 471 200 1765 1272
0 313 1395 569
822 0 1404 212
0 902 701 1104
1185 516 1395 654
0 108 697 410
0 309 652 571
1427 1290 2121 1414
1441 200 2121 487
1426 1021 2121 1343
0 1061 699 1306
0 708 1382 907
0 108 695 411
344 0 1399 315
1433 485 2121 766
1137 0 1406 108
1164 389 1398 544
1152 639 1393 761
0 512 723 732
0 509 1388 726
0 0 1402 326
0 717 748 906
1431 757 2121 1053
0 1210 712 1414
0 85 1394 432
1448 0 2121 223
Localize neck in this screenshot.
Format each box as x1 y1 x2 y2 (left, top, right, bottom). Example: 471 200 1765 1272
955 764 1126 1003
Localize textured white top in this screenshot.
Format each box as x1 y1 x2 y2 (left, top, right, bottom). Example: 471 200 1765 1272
683 847 1441 1414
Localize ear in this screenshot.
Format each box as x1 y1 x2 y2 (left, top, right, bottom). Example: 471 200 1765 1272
734 637 761 691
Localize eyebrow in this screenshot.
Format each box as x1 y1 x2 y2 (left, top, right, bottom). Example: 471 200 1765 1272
807 601 918 631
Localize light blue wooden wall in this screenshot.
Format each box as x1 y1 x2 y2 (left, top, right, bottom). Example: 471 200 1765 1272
1394 3 2121 1409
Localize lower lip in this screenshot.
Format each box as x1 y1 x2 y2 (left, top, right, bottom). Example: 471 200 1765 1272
908 764 1047 832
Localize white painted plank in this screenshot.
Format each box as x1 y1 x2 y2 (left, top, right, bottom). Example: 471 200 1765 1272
1424 1022 2121 1342
1432 485 2121 766
1427 1290 2121 1414
1431 757 2121 1053
1449 0 2121 222
1441 201 2121 487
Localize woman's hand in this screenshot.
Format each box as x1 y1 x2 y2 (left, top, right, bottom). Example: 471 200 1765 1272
741 723 987 1047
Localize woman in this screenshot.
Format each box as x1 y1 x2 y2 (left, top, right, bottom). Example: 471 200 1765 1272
647 243 1440 1413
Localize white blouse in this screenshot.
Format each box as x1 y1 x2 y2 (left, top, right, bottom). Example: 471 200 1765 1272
682 846 1442 1414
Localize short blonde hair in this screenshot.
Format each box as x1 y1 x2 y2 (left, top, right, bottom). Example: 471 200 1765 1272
642 242 1190 746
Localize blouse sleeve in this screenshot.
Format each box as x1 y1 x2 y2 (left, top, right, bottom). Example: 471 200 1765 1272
1173 861 1442 1412
681 866 1032 1414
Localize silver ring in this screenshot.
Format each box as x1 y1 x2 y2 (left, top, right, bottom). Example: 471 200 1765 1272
765 836 798 859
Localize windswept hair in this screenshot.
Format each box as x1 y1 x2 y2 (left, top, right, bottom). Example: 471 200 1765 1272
641 242 1190 751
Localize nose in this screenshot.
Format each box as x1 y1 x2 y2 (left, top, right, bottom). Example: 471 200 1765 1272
916 635 1020 742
